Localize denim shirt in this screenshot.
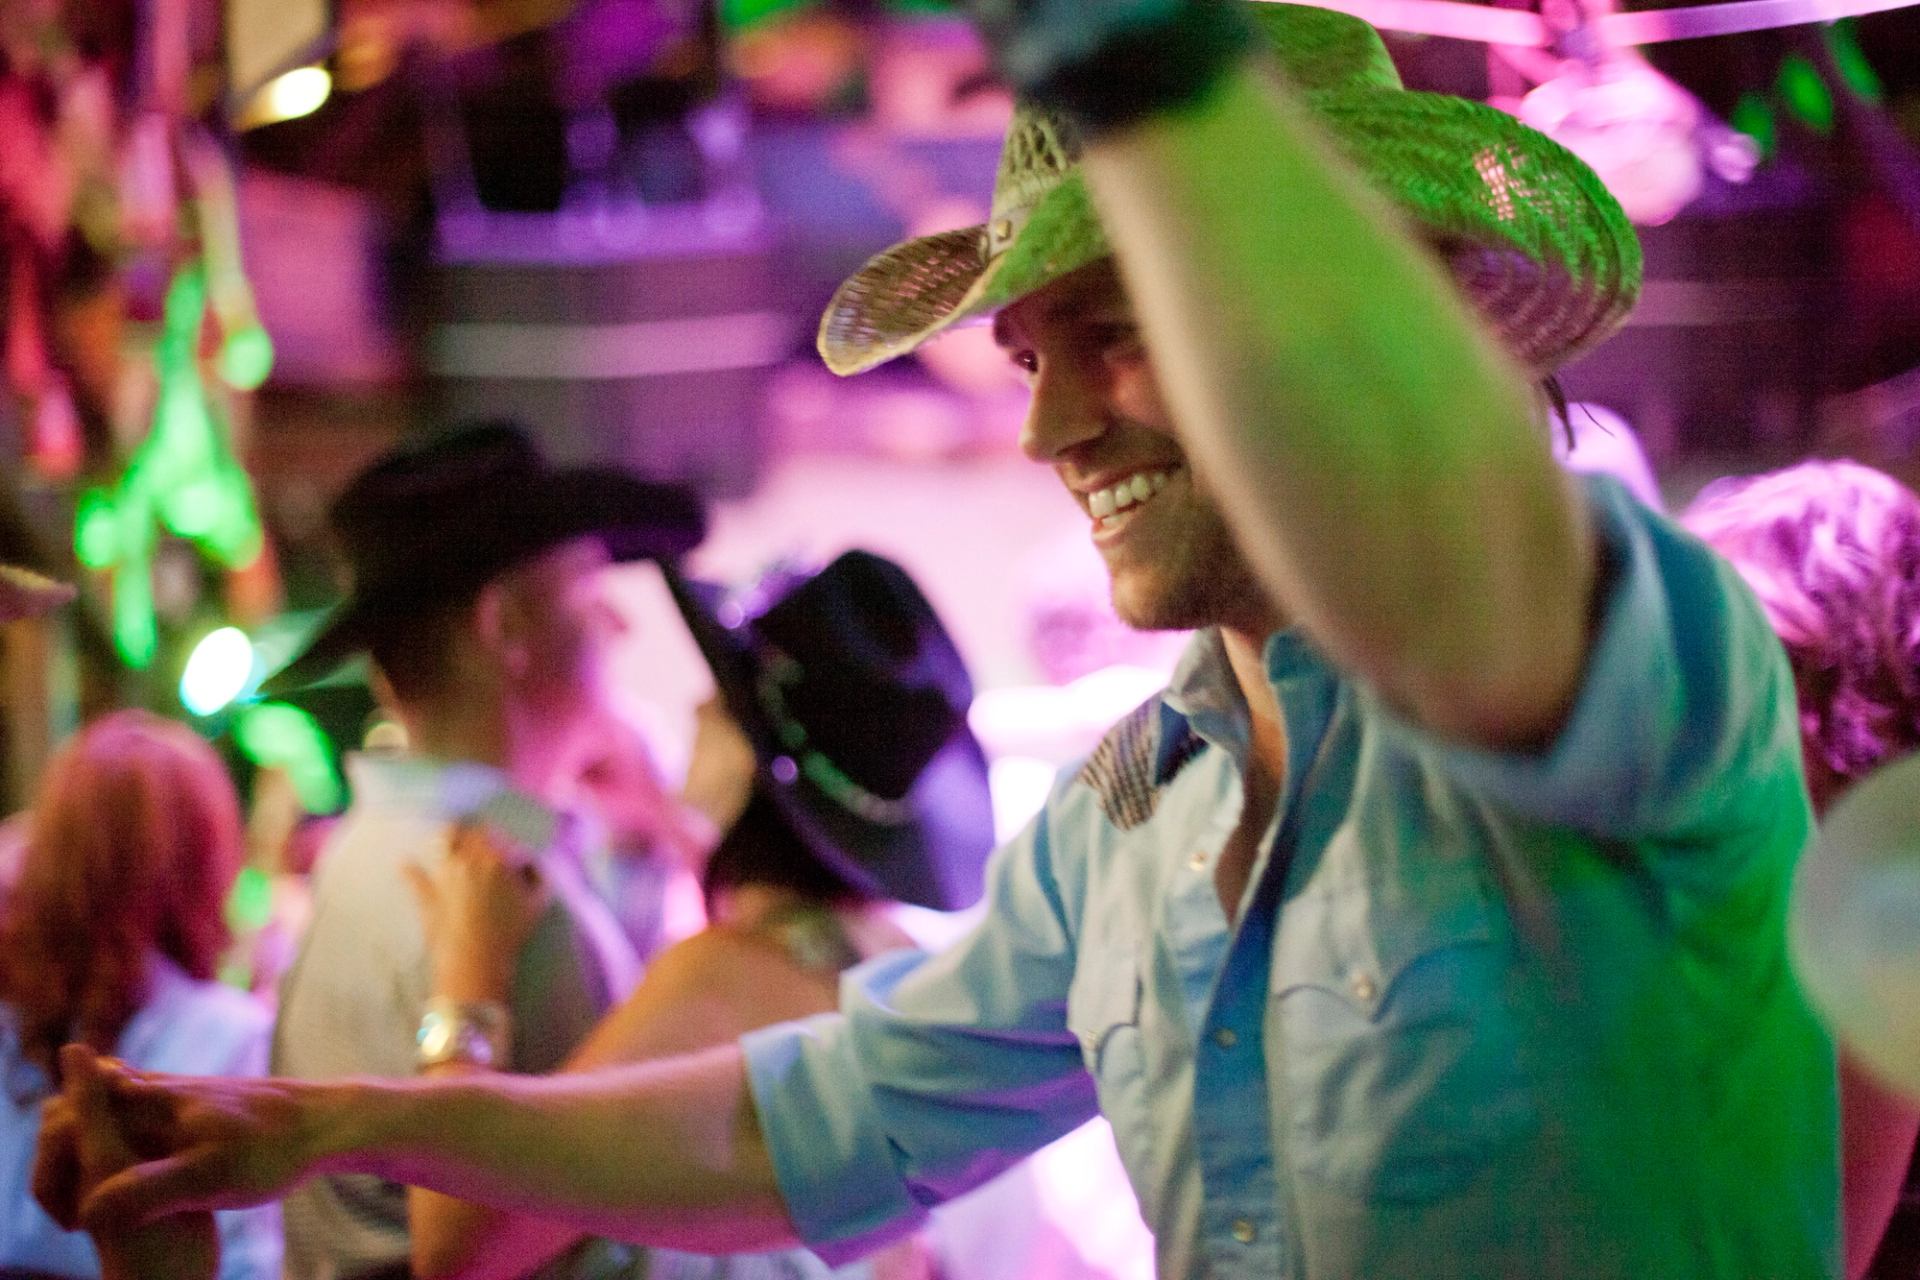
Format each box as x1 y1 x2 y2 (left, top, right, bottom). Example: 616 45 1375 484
744 476 1839 1279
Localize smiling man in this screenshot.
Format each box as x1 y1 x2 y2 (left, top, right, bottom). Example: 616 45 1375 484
38 4 1838 1277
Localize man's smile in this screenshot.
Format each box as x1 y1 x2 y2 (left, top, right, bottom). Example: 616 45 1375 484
1073 465 1183 532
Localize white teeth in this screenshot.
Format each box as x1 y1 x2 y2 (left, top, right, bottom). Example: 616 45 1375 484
1087 469 1175 522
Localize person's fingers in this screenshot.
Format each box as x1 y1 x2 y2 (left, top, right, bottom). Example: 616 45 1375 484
58 1042 101 1088
30 1099 82 1229
82 1152 228 1230
63 1042 109 1108
402 860 436 913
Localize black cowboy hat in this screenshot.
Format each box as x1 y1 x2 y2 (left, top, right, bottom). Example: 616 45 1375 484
264 420 705 694
664 551 995 912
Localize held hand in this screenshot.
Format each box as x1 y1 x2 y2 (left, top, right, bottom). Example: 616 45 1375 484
56 1046 219 1280
37 1046 324 1231
960 0 1255 138
405 822 550 1002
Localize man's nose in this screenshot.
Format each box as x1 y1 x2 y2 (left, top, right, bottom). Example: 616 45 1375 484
1018 359 1108 463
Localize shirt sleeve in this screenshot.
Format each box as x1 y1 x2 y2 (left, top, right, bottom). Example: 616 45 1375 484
1365 473 1807 843
741 808 1101 1265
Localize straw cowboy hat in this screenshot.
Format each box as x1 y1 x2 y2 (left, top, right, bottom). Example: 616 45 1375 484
819 2 1642 378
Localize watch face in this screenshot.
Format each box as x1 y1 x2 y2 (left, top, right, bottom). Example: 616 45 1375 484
419 1019 455 1059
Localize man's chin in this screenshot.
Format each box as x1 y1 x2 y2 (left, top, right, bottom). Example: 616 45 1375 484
1109 579 1213 634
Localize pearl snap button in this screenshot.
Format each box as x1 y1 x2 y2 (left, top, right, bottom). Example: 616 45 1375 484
1231 1219 1257 1244
1212 1027 1237 1049
1351 972 1378 1002
1188 850 1208 871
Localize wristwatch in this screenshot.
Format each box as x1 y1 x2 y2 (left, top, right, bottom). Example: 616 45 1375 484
416 998 512 1071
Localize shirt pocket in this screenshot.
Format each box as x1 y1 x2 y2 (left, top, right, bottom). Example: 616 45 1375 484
1067 947 1148 1140
1272 887 1537 1202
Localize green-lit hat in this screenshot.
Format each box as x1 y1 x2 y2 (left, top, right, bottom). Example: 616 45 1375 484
819 3 1642 377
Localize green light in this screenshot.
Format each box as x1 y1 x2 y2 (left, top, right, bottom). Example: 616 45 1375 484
163 477 224 538
1777 53 1835 134
225 864 274 931
720 0 809 26
74 490 119 569
74 260 270 668
1825 21 1884 106
113 572 158 669
236 702 344 813
218 323 275 391
1731 92 1777 162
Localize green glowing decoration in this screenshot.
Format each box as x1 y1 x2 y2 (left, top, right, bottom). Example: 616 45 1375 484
1776 53 1835 134
218 322 275 391
225 863 275 932
1824 20 1884 106
1731 91 1777 162
74 489 119 569
720 0 806 25
76 263 267 668
235 700 344 814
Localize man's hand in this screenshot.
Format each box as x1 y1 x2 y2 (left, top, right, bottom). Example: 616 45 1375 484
34 1044 330 1231
43 1046 220 1280
962 0 1255 139
406 822 550 1004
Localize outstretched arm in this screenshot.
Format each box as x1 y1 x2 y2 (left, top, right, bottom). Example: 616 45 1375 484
43 1044 795 1255
405 824 793 1280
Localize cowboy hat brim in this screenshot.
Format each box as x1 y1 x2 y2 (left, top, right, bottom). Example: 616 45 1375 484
262 465 704 696
664 566 996 913
819 88 1641 378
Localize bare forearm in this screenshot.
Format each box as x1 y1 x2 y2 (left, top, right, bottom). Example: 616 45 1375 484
1085 64 1593 744
323 1048 796 1253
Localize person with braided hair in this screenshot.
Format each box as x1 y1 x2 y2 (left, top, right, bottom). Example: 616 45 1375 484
36 4 1837 1276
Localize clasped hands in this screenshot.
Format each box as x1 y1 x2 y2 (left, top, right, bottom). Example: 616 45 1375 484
33 1044 313 1278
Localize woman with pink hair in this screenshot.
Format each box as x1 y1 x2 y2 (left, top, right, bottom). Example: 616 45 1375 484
1685 460 1920 1279
0 710 281 1280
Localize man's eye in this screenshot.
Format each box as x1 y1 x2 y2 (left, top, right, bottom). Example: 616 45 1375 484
1093 325 1144 358
1009 349 1039 375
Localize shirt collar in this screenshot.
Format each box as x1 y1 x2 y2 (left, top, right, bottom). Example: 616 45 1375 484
344 752 599 857
1154 628 1337 784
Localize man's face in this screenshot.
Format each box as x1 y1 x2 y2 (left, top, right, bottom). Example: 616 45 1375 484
498 537 629 728
994 261 1268 634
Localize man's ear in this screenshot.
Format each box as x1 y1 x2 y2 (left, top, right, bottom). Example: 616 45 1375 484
368 667 401 715
471 580 523 675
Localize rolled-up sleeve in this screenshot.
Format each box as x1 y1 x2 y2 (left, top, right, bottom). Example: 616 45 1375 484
741 808 1101 1264
1367 474 1805 842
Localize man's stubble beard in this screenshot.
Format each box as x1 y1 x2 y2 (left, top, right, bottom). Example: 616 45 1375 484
1108 511 1270 636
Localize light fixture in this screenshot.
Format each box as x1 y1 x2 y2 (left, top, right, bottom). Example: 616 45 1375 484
238 65 331 130
180 626 257 716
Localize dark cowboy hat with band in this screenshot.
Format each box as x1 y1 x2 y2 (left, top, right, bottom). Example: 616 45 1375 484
819 3 1641 379
264 420 705 694
664 550 995 912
